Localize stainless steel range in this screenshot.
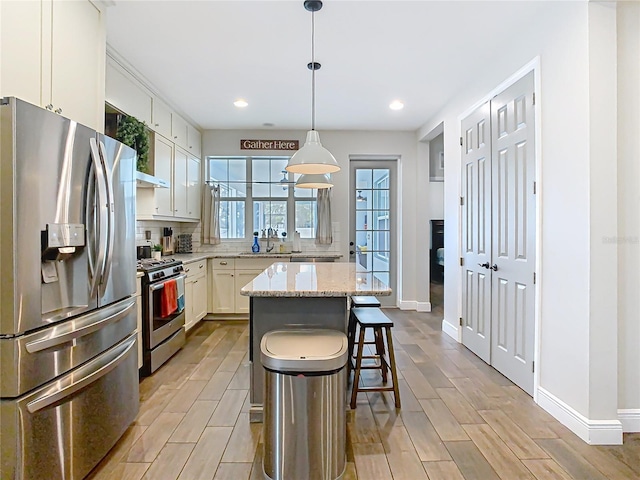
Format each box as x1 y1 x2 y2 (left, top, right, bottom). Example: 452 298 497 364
138 258 186 376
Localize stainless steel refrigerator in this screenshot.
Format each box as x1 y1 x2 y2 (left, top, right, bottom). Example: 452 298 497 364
0 97 139 479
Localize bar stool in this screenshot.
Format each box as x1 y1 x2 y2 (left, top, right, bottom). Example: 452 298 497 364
347 296 380 373
349 307 401 409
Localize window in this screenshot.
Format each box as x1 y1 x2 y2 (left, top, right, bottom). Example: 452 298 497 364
208 156 317 239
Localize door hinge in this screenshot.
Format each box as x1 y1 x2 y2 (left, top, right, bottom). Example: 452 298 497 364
532 361 535 373
460 196 464 206
533 272 536 284
459 136 463 146
533 181 537 194
459 317 463 326
460 257 464 266
532 92 536 106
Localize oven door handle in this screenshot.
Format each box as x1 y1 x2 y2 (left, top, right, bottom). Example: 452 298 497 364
149 274 187 291
27 334 136 413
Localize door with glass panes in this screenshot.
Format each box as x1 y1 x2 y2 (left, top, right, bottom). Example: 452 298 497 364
350 161 397 306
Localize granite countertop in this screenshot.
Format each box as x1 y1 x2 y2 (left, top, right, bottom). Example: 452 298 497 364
171 252 342 264
240 262 392 297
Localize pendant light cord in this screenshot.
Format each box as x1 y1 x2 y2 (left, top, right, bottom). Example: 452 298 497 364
311 9 316 131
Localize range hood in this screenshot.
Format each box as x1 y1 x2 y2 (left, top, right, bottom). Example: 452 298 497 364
136 171 169 188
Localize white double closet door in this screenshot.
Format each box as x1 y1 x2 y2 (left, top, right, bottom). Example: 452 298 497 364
461 72 536 396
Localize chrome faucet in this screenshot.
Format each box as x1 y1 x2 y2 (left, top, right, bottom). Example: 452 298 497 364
266 231 274 252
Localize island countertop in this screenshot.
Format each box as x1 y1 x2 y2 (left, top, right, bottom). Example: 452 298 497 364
240 262 391 297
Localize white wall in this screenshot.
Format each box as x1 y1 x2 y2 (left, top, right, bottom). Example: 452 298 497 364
617 1 640 427
417 1 627 441
201 129 420 306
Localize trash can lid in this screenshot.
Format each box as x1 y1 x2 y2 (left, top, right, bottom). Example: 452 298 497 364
260 329 348 373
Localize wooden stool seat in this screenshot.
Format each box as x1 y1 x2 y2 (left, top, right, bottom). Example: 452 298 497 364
349 307 401 409
350 296 381 308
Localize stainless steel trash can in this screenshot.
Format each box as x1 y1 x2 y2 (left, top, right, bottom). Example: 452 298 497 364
261 329 348 480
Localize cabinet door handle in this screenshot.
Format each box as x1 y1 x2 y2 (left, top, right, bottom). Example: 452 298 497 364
54 108 62 114
490 264 498 271
155 123 159 127
220 261 228 265
45 104 53 110
185 268 190 272
199 264 204 269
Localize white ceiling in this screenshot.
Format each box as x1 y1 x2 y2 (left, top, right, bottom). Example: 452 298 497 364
106 0 551 131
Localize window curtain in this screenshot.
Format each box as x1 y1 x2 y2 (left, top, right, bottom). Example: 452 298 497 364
202 184 221 245
315 188 332 245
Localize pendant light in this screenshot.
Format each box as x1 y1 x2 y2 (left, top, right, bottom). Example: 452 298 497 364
285 0 340 175
295 173 333 189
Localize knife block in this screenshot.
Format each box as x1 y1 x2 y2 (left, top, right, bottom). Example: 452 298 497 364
161 236 174 255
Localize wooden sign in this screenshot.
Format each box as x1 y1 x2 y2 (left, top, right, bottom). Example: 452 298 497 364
240 139 299 151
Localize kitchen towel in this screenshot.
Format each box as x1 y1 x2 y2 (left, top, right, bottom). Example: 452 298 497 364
160 279 178 317
176 275 185 312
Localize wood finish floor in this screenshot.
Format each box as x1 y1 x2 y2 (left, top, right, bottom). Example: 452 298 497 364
88 308 640 480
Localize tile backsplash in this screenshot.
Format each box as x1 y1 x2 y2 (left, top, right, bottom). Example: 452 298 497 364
136 221 341 255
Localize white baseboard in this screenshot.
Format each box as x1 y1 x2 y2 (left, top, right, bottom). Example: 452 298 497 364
618 409 640 433
398 300 417 310
416 302 431 312
441 318 459 342
537 387 623 445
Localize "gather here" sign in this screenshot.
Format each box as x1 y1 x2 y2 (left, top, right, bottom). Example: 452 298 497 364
240 139 299 151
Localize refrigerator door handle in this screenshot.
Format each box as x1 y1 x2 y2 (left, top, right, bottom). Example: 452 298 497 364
98 140 116 285
89 138 109 295
26 334 136 414
25 299 136 353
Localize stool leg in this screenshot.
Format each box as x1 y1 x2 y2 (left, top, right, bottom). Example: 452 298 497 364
385 326 401 409
374 327 388 383
347 311 356 374
350 327 366 409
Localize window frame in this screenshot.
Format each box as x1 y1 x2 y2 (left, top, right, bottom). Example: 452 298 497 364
207 155 317 240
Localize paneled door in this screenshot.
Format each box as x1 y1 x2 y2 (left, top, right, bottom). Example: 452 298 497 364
461 102 493 364
461 72 536 395
350 161 397 307
490 73 536 395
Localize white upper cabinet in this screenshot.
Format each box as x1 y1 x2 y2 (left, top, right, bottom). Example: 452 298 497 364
173 148 188 218
171 114 189 151
106 59 152 125
0 0 42 108
187 155 202 219
1 0 105 131
151 98 172 139
187 124 202 158
153 135 174 217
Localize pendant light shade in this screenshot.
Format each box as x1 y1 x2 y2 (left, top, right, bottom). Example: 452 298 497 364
295 172 333 189
286 131 339 174
285 1 340 175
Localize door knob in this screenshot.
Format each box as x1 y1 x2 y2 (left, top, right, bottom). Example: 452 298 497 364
349 241 354 246
490 264 498 271
478 262 490 269
349 251 355 255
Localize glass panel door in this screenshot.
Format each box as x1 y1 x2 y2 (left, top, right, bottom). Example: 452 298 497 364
350 161 396 306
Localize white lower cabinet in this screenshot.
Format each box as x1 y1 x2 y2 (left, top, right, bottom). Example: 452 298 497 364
209 258 276 315
184 259 208 331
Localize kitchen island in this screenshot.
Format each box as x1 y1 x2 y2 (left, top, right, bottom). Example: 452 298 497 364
240 262 391 422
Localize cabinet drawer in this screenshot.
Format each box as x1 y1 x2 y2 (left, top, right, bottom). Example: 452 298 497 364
235 258 275 271
184 259 206 277
211 258 234 270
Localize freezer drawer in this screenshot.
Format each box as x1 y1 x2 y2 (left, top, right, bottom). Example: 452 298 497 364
0 333 139 480
0 297 136 397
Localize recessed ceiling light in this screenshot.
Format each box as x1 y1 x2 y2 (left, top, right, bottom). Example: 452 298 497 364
234 99 248 108
389 100 404 110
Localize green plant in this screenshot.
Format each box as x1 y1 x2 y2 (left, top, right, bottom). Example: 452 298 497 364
153 244 162 252
116 115 150 173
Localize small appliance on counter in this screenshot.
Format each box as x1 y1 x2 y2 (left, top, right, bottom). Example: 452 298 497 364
176 234 193 253
161 227 174 255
